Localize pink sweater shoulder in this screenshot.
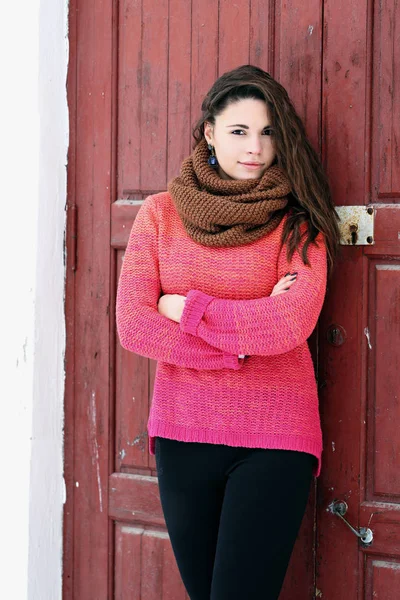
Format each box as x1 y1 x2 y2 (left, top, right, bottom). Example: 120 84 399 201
116 194 242 370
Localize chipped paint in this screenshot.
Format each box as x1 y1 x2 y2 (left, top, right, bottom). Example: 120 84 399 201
364 327 372 350
332 441 336 452
372 561 400 570
89 391 103 512
308 25 314 36
127 431 147 447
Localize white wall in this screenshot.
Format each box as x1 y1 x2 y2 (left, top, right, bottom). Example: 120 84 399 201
0 1 68 598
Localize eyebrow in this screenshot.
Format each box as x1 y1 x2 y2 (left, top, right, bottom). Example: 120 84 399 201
225 124 272 129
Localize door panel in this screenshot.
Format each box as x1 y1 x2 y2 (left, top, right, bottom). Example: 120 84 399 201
114 524 187 599
371 0 400 197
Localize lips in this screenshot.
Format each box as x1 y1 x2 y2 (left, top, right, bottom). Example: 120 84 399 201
239 162 264 167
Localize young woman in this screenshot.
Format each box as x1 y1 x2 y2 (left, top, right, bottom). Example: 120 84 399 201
116 64 340 600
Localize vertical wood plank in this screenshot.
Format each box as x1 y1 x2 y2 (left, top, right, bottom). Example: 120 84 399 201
115 343 151 469
167 0 192 179
249 0 274 72
218 0 250 75
391 0 400 194
73 0 114 597
114 525 143 600
114 525 189 599
141 530 188 599
376 0 395 194
118 0 143 195
372 265 400 495
141 0 169 191
63 0 78 595
317 248 364 600
322 0 368 204
371 0 400 199
115 250 151 470
191 0 219 132
367 559 400 600
275 0 322 152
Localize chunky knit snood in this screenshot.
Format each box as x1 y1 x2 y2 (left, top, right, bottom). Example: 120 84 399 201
168 138 292 247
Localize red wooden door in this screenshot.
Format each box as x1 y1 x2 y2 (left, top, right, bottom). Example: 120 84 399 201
64 0 400 598
316 0 400 597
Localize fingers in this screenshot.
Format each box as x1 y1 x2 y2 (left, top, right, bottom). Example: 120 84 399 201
285 272 297 289
270 273 298 297
278 273 298 289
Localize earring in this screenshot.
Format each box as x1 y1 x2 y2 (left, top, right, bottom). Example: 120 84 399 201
207 143 218 167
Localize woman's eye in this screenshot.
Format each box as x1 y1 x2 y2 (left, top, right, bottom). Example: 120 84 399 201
230 129 273 136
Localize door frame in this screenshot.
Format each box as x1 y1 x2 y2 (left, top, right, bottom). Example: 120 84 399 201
63 0 117 596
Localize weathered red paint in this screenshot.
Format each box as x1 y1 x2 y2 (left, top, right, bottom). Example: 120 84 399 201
316 0 400 596
64 0 114 597
64 0 400 598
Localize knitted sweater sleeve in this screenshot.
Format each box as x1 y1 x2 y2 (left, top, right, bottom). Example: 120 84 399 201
180 232 327 356
116 195 242 370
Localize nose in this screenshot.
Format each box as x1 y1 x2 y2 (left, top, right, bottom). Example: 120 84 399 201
246 135 262 155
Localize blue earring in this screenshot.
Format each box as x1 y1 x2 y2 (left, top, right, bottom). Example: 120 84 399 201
207 143 218 167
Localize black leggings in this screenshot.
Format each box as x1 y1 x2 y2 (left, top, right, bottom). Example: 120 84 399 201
155 437 315 600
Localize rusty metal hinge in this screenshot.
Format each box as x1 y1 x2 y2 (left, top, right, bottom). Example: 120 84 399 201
336 205 374 246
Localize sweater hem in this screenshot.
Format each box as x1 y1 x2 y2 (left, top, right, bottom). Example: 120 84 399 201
148 421 322 477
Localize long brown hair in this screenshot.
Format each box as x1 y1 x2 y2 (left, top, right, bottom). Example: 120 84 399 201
192 64 340 273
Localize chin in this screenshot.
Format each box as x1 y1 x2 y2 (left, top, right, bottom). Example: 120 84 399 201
219 168 261 181
235 171 263 180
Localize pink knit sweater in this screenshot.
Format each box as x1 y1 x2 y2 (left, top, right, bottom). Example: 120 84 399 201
116 192 327 477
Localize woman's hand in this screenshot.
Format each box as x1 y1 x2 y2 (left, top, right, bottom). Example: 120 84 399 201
157 294 186 323
270 272 297 297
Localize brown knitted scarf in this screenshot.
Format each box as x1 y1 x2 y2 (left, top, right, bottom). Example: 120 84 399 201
168 138 292 247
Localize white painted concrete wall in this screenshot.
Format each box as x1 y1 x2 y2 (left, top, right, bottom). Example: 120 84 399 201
0 1 68 598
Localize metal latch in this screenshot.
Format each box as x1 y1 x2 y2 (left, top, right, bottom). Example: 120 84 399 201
336 205 374 245
328 500 373 546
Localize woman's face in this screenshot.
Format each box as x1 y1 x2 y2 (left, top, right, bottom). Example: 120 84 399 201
204 98 277 181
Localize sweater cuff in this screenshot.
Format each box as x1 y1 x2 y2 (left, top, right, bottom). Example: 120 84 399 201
180 290 215 336
223 353 244 370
